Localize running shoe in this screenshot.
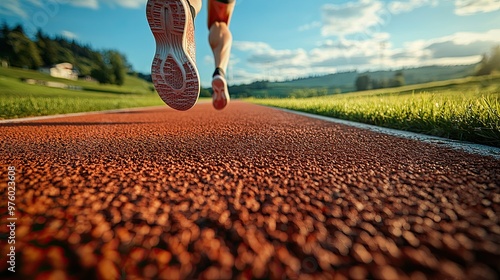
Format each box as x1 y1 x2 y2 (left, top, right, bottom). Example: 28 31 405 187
146 0 200 111
212 72 230 110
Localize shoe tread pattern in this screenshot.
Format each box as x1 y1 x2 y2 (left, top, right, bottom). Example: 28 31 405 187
147 0 199 111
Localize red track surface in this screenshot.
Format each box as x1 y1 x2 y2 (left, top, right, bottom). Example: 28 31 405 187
1 102 499 279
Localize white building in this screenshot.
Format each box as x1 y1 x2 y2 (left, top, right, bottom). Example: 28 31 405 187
40 62 78 80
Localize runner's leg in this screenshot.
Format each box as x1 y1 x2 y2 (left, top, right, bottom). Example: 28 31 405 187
208 0 235 75
187 0 202 17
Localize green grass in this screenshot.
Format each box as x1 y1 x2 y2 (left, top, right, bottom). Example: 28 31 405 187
249 75 500 147
0 67 204 119
0 66 156 95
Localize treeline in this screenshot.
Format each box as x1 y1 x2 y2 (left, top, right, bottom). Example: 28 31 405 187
476 45 500 76
0 23 130 85
228 80 272 98
353 45 500 91
226 80 342 99
355 70 405 91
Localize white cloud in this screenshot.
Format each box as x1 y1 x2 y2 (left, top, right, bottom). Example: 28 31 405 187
106 0 146 9
437 29 500 45
423 29 500 58
69 0 99 9
230 68 268 85
26 0 42 7
403 29 500 54
66 0 147 9
1 0 146 15
388 0 438 14
301 0 440 37
455 0 500 15
233 41 313 82
308 33 395 72
203 55 214 66
233 41 272 52
391 29 500 67
61 30 78 40
0 0 29 18
235 41 309 69
311 34 391 64
232 36 391 82
321 0 385 37
248 48 308 68
298 21 321 32
232 29 500 84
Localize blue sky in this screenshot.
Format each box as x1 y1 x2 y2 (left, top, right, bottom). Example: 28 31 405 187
1 0 500 86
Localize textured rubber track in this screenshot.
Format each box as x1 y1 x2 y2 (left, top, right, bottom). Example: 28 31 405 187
212 75 230 110
147 0 199 111
0 102 499 279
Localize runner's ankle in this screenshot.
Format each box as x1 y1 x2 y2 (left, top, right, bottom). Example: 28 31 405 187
186 0 196 23
213 67 225 78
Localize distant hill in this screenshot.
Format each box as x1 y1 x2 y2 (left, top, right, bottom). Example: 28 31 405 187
229 64 478 98
275 64 477 92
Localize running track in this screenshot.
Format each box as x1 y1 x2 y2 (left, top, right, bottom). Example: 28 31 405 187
1 102 499 279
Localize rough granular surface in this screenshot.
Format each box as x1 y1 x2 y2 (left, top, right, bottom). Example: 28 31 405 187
0 102 499 279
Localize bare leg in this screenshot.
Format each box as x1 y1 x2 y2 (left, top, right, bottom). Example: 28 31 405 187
188 0 202 16
209 22 232 74
208 0 235 75
207 0 235 110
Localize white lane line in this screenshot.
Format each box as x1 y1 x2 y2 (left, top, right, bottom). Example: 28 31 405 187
272 107 500 159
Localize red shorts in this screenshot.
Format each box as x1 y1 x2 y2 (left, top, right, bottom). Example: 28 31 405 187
207 0 235 28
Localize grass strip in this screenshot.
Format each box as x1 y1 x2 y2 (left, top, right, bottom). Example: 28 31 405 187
0 95 166 119
0 77 165 119
249 83 500 147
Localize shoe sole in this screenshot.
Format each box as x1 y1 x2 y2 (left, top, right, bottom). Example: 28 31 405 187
146 0 199 111
212 75 230 110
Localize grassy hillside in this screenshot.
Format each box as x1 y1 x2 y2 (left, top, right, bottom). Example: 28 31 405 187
0 66 165 119
0 67 154 95
250 75 500 147
230 65 478 98
278 65 476 89
277 71 359 91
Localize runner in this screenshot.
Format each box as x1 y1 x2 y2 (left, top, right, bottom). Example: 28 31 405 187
146 0 235 111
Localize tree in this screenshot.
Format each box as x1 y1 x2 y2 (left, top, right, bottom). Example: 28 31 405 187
476 45 500 76
1 23 137 85
355 75 371 91
107 50 126 86
0 22 11 64
6 29 42 69
490 45 500 72
476 54 491 76
91 53 113 84
36 29 58 66
200 87 211 98
372 79 388 89
390 70 405 87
